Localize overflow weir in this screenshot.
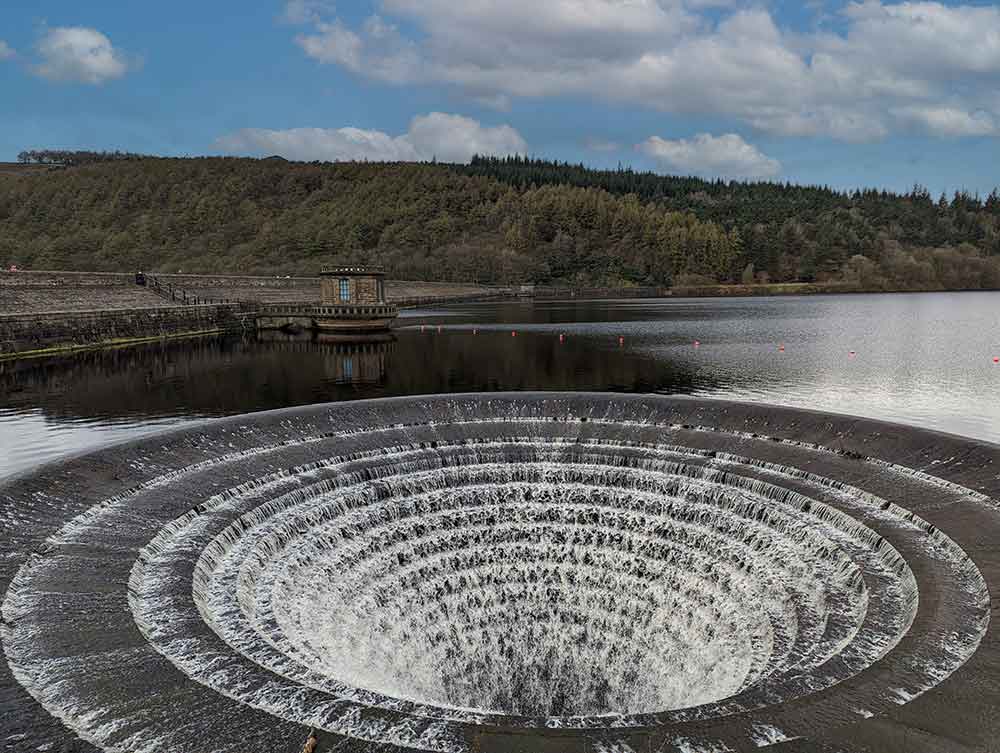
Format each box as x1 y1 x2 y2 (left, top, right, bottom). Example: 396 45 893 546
1 393 998 753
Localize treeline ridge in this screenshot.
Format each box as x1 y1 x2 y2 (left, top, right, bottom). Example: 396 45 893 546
0 154 997 291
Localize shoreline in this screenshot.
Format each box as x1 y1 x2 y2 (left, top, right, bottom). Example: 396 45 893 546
1 280 996 361
0 328 231 362
665 282 1000 298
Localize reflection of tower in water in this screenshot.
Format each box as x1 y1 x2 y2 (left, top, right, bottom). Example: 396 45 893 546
254 329 394 386
315 334 393 385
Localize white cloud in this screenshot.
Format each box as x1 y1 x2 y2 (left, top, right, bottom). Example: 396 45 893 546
743 106 889 143
33 27 132 84
0 41 15 60
640 133 781 179
838 1 1000 77
288 1 1000 142
214 112 526 163
382 0 698 65
892 106 996 137
684 0 740 8
296 22 364 69
281 0 336 25
215 126 420 162
295 15 424 84
405 113 527 162
294 0 699 95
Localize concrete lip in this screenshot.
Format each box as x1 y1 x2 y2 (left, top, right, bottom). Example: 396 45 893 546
1 393 997 753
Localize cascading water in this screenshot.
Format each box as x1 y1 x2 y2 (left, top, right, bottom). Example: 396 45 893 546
1 394 996 753
188 451 903 719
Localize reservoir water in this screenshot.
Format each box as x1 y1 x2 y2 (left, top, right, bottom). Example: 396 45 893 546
2 291 998 478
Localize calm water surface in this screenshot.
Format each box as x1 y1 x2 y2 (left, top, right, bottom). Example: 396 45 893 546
2 292 998 478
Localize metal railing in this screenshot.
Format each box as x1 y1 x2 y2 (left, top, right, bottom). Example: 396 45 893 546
144 274 258 309
261 303 398 319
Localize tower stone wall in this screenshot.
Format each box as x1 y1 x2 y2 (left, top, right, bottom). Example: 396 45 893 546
319 267 386 306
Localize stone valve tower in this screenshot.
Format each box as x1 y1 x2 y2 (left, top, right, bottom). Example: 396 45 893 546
316 266 398 332
253 266 399 335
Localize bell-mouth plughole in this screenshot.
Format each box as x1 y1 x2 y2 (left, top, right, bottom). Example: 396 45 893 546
1 392 997 753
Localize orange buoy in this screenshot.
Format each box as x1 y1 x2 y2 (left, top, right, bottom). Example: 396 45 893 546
778 343 785 352
511 331 517 337
694 340 701 347
994 357 999 364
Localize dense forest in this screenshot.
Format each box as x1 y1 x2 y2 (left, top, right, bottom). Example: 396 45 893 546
16 150 154 167
1 153 999 290
462 157 1000 289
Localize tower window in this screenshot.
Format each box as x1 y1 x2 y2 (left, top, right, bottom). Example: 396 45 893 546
339 278 350 302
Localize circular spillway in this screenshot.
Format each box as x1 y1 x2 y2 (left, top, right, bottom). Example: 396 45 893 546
1 394 997 753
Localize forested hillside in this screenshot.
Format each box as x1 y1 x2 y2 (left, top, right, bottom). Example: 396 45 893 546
463 157 1000 289
2 155 998 290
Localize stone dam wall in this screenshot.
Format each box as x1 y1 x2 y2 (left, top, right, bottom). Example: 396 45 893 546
0 304 257 356
1 272 178 314
1 270 499 314
0 271 509 356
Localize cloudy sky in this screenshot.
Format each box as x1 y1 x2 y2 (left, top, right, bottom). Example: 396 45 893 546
2 0 1000 193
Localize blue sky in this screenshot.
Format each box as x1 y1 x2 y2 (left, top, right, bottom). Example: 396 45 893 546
2 0 1000 195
